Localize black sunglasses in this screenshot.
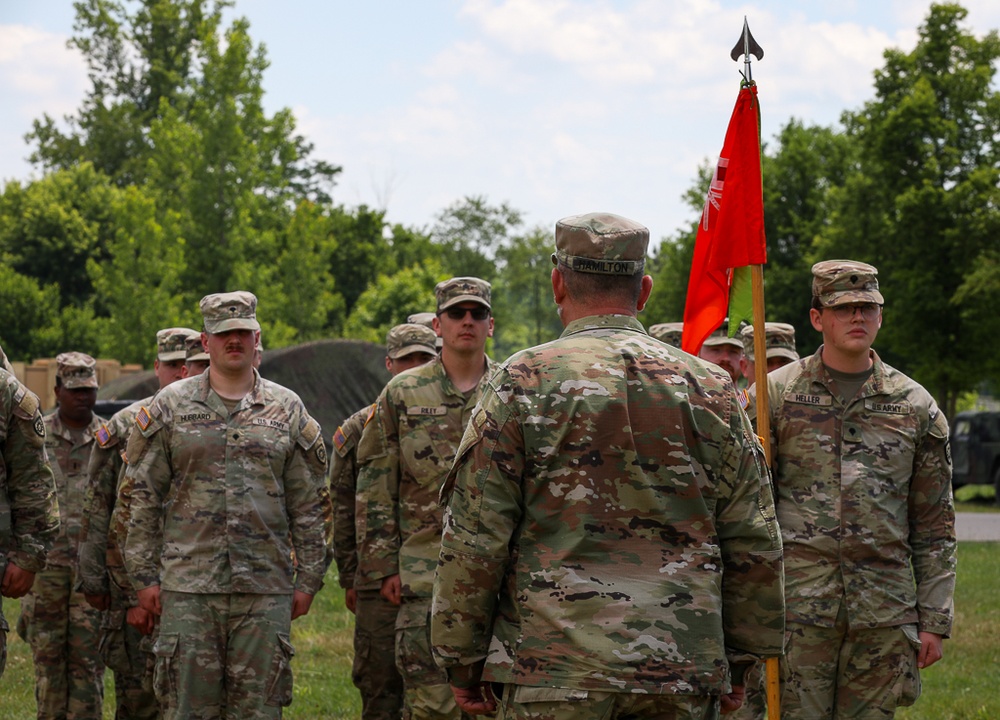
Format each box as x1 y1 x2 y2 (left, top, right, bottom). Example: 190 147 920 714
441 306 490 321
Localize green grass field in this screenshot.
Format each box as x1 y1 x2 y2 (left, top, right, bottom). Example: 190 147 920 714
1 542 997 719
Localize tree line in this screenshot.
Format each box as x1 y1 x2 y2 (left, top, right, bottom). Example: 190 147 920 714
1 1 998 418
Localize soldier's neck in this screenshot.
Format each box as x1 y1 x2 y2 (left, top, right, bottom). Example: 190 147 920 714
441 349 488 394
208 368 255 401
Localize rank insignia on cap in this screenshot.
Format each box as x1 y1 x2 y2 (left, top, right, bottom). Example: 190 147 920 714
96 424 113 447
136 406 153 431
332 426 348 451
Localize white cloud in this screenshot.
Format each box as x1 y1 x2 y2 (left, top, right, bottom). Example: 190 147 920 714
0 24 87 115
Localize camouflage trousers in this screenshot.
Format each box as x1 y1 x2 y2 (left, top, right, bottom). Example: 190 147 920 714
396 598 470 720
353 587 404 720
495 685 719 720
17 563 106 719
780 611 921 719
99 608 159 719
155 590 294 720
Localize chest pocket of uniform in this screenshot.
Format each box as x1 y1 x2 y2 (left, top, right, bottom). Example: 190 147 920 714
401 408 452 488
241 416 294 462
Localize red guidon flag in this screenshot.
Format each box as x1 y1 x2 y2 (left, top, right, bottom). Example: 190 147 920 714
682 83 766 355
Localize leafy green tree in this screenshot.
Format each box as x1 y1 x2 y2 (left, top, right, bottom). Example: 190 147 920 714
0 267 63 361
431 195 523 281
492 227 563 358
343 262 448 343
817 3 1000 415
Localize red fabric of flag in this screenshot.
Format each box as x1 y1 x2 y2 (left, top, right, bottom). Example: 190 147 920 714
681 83 766 355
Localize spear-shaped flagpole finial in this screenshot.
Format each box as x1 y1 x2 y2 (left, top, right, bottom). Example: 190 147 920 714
730 16 763 82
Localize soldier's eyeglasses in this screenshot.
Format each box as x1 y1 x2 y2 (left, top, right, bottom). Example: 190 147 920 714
830 303 881 321
442 307 490 321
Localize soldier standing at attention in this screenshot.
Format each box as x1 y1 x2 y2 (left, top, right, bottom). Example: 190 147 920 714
1 356 59 681
330 323 438 720
748 260 956 719
357 277 496 720
123 292 333 719
698 320 746 385
20 352 106 718
78 327 198 719
430 213 785 719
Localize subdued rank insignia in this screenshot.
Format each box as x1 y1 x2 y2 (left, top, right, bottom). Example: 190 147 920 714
96 424 113 447
332 426 348 451
136 406 153 431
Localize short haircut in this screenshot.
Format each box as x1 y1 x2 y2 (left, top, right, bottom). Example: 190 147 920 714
556 262 644 308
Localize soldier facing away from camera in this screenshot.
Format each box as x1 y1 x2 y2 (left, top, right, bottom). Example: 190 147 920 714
430 212 784 720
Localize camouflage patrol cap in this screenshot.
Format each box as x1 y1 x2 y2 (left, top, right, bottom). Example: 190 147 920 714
56 352 99 389
200 291 261 333
649 322 684 348
702 318 744 349
552 212 648 275
157 327 198 362
811 260 884 308
407 312 437 330
184 331 209 362
741 322 799 363
435 277 491 312
386 323 438 360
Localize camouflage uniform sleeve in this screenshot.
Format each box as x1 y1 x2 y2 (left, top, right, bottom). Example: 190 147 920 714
76 441 119 595
107 471 140 607
4 383 59 573
328 420 360 589
713 392 785 661
122 408 170 591
355 389 401 585
284 412 333 596
431 383 521 687
908 402 956 637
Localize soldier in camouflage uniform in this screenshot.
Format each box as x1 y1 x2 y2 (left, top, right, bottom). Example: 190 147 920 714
78 328 198 719
357 277 497 720
699 319 745 385
430 213 785 720
20 352 106 718
739 322 799 387
1 360 59 680
181 329 210 377
647 320 684 348
747 260 956 719
123 292 333 719
330 323 437 720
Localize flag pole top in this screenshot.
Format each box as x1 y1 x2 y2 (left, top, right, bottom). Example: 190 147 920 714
730 17 763 84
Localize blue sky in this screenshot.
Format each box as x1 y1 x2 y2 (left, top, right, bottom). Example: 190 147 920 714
2 1 998 245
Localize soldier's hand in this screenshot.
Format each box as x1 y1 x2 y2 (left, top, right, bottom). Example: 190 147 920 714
1 563 35 598
137 585 162 616
345 588 357 614
291 589 315 620
380 574 402 606
450 683 497 715
917 631 944 668
127 606 156 635
84 593 111 610
720 685 745 714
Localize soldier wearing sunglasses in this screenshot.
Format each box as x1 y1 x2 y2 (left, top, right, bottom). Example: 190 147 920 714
356 276 496 720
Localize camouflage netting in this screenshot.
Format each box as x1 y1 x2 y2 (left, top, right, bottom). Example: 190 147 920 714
97 339 390 443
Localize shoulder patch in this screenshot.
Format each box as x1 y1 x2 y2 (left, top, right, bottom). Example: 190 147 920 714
298 416 321 450
332 426 348 451
736 388 750 410
96 423 117 448
364 403 377 427
136 406 153 431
